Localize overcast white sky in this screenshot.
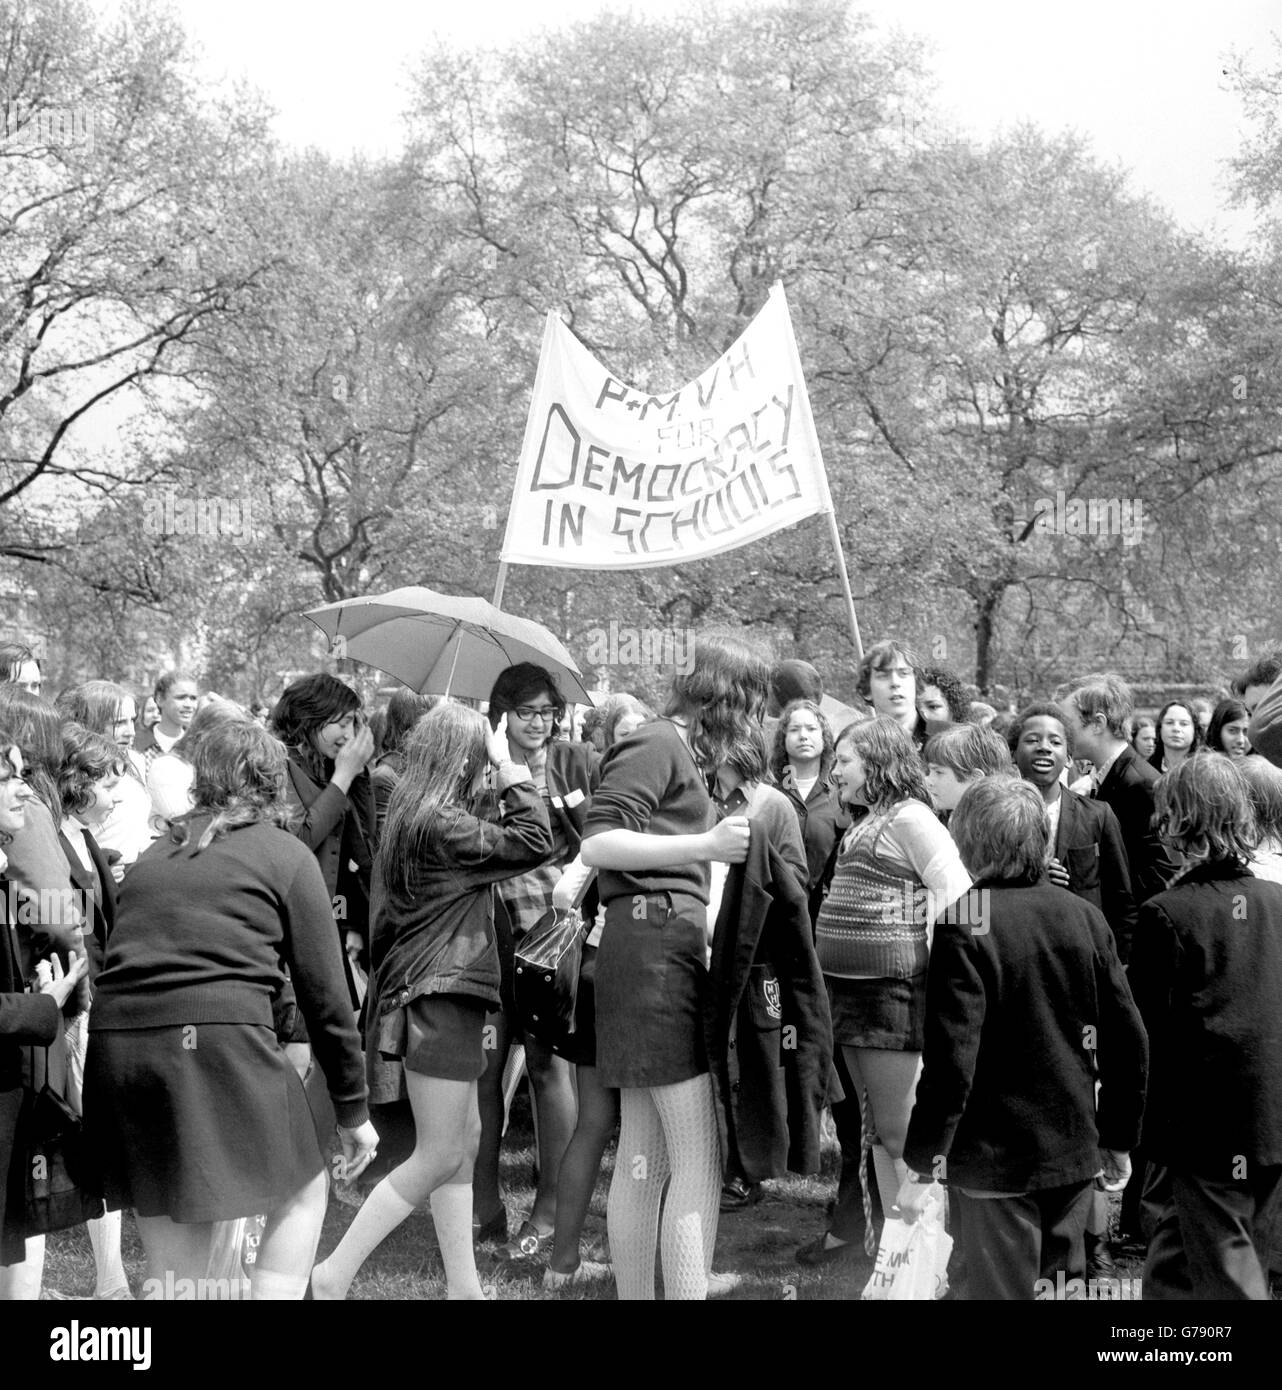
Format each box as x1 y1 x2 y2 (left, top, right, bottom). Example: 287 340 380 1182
135 0 1281 248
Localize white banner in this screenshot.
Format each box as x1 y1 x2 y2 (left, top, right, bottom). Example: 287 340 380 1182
499 284 834 570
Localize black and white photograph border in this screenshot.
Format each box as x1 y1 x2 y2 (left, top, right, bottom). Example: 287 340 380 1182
2 0 1280 1371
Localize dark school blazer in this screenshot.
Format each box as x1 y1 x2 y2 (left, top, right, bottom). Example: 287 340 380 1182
57 828 117 985
904 878 1148 1193
0 875 61 1093
703 824 833 1183
1053 787 1137 962
284 755 375 902
1129 861 1282 1170
777 770 847 928
1094 746 1179 910
540 738 598 855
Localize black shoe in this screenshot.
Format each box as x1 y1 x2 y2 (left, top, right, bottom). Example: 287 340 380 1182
796 1232 859 1267
720 1177 763 1212
1085 1232 1117 1280
473 1208 508 1245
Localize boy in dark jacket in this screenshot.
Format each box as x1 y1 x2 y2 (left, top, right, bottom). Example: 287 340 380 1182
898 778 1148 1300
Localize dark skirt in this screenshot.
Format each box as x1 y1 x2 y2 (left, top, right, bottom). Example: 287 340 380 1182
375 993 488 1083
826 973 926 1052
596 893 708 1089
0 1086 26 1266
84 1023 325 1223
552 944 598 1068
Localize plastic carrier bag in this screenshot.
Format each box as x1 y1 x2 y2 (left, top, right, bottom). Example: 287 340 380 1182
861 1185 953 1300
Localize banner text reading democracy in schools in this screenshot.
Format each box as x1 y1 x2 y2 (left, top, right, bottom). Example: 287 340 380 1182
499 287 832 570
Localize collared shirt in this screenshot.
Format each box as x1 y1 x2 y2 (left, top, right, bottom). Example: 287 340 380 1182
1045 790 1063 853
710 782 749 822
1090 744 1126 793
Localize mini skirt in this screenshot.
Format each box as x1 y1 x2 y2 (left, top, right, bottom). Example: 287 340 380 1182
825 973 926 1052
84 1022 324 1223
375 992 488 1083
595 892 708 1089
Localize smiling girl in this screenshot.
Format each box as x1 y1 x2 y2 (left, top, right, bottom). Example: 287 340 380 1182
813 716 970 1252
272 675 376 1013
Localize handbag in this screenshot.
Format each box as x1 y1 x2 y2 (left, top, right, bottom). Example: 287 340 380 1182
513 906 587 1044
7 1049 104 1236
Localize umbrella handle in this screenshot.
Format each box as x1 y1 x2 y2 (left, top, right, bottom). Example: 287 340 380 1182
443 631 462 697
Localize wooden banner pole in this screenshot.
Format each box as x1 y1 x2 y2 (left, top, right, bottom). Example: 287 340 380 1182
491 561 509 609
824 507 864 661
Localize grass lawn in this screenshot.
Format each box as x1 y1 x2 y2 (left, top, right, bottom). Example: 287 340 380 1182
38 1088 1152 1301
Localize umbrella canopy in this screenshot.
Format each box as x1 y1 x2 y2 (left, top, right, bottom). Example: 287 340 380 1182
303 586 594 704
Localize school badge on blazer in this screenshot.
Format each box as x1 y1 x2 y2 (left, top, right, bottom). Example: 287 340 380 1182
763 978 783 1020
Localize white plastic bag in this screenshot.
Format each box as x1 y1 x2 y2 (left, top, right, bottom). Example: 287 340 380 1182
861 1186 953 1300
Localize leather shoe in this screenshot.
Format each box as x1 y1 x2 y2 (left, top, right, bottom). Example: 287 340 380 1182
473 1208 508 1245
720 1177 763 1212
1085 1232 1117 1280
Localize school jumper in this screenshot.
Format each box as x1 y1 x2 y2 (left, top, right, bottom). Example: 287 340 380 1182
84 817 369 1222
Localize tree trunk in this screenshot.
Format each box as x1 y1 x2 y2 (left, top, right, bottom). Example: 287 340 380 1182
973 588 1002 693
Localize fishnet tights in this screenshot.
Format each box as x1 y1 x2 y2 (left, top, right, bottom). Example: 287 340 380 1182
607 1074 721 1300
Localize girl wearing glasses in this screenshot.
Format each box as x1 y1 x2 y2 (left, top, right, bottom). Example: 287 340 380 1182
474 665 596 1258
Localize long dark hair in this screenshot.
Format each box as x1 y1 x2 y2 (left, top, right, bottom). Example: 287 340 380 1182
0 723 21 848
1150 700 1204 770
769 698 835 782
379 703 490 898
271 674 361 781
0 686 62 818
1205 698 1250 756
666 632 771 774
382 689 441 760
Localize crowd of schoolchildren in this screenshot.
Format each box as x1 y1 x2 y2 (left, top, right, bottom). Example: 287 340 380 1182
1 632 1280 1301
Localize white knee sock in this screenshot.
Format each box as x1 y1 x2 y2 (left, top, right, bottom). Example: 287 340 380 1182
88 1210 130 1297
607 1089 669 1300
430 1183 485 1300
872 1143 907 1220
312 1177 417 1299
652 1075 721 1300
250 1267 309 1300
0 1234 45 1299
